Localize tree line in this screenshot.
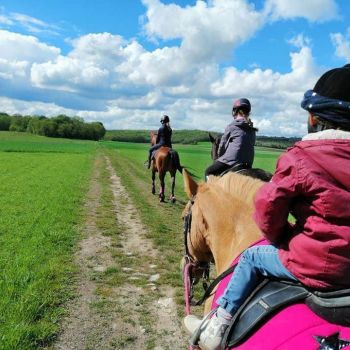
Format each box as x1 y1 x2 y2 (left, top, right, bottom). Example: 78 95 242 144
105 129 300 149
0 113 106 141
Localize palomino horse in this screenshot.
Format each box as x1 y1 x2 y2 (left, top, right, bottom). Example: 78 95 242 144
182 169 350 350
149 131 182 203
208 133 273 181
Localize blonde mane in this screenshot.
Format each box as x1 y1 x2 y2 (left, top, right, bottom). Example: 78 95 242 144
207 173 264 206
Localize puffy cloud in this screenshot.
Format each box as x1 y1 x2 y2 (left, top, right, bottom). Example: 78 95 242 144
0 30 60 63
0 58 28 80
31 56 109 92
264 0 339 22
142 0 264 62
330 30 350 61
0 1 341 137
210 44 318 136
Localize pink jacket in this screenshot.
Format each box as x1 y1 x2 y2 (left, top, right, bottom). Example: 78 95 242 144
254 130 350 290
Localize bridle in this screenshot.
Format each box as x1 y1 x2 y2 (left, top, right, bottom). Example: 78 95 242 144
182 195 210 315
182 195 238 316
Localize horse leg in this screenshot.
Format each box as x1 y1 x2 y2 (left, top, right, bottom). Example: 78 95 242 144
169 171 176 203
159 173 165 202
151 170 156 195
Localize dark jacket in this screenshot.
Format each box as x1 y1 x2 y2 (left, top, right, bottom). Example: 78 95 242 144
217 118 256 166
254 129 350 290
156 124 172 148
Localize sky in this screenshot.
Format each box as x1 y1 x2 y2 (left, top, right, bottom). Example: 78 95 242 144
0 0 350 136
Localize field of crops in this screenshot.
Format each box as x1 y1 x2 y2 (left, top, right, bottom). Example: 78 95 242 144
0 132 282 349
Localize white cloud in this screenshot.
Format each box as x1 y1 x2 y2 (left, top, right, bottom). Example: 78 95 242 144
264 0 339 22
0 1 340 137
330 31 350 61
143 0 264 62
0 11 60 35
0 58 28 80
0 14 13 25
31 56 109 92
0 30 60 63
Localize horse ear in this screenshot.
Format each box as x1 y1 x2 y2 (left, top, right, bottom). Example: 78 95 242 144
183 169 198 198
209 133 215 143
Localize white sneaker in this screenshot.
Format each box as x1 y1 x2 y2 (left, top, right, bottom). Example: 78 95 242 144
183 314 207 335
198 313 229 350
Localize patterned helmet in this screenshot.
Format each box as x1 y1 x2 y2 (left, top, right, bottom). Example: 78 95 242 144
160 115 170 123
232 98 251 115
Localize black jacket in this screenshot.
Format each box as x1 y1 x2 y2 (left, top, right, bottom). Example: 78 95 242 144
156 124 172 148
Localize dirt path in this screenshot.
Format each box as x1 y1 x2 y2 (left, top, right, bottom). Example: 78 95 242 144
53 155 186 350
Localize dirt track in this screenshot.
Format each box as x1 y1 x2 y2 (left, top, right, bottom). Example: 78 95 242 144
52 156 186 350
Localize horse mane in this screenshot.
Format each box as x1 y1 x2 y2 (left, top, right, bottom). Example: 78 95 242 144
207 173 264 207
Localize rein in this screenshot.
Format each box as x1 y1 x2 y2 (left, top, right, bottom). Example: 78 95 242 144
182 196 210 315
182 195 244 311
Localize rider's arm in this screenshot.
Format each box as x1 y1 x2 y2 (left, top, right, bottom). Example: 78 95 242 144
217 127 231 157
156 127 162 144
253 150 301 244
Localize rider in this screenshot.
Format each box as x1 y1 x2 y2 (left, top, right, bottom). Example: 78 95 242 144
147 115 172 169
184 64 350 350
205 98 257 179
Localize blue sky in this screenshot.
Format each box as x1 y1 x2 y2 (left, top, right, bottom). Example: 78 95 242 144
0 0 349 136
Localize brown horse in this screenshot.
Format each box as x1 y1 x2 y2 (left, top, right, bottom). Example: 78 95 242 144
149 131 182 203
181 169 350 349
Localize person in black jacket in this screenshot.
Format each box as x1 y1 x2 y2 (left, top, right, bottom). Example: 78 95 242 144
147 115 173 169
205 98 257 179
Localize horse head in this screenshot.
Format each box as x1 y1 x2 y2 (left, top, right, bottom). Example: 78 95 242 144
150 131 157 146
208 132 221 160
182 169 263 277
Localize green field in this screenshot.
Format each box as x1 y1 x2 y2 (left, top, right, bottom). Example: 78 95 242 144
0 132 282 349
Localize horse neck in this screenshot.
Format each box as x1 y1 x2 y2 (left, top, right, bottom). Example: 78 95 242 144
200 186 262 275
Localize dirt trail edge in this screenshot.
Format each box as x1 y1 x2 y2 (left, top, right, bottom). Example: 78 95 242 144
53 155 186 350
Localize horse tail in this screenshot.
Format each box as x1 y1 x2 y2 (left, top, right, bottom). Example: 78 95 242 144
170 150 183 174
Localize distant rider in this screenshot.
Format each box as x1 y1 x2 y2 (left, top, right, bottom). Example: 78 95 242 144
205 98 257 179
147 115 172 169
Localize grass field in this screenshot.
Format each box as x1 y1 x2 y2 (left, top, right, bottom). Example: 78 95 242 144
0 132 97 349
0 132 282 349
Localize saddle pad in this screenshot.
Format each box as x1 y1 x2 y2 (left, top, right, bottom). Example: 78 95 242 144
224 280 309 347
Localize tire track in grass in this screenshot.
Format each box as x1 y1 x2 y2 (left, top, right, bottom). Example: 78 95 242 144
105 156 186 350
53 156 116 350
53 155 186 350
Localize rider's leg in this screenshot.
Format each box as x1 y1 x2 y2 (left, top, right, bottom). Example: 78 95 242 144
217 245 297 315
185 245 298 350
148 144 160 168
204 161 231 180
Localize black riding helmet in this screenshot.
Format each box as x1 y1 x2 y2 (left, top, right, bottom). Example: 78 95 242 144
232 98 251 116
160 115 170 124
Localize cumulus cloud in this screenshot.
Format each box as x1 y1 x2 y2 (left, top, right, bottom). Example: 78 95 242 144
0 1 340 136
142 0 264 62
264 0 339 22
330 30 350 61
0 30 60 63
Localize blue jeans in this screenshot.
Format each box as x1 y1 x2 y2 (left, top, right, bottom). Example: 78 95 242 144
217 245 297 315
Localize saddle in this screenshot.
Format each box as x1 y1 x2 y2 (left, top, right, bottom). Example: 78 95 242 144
151 147 172 160
220 163 251 176
222 279 350 348
220 164 273 182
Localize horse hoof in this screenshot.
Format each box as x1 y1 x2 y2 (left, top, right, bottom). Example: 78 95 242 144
159 197 165 203
170 196 176 203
